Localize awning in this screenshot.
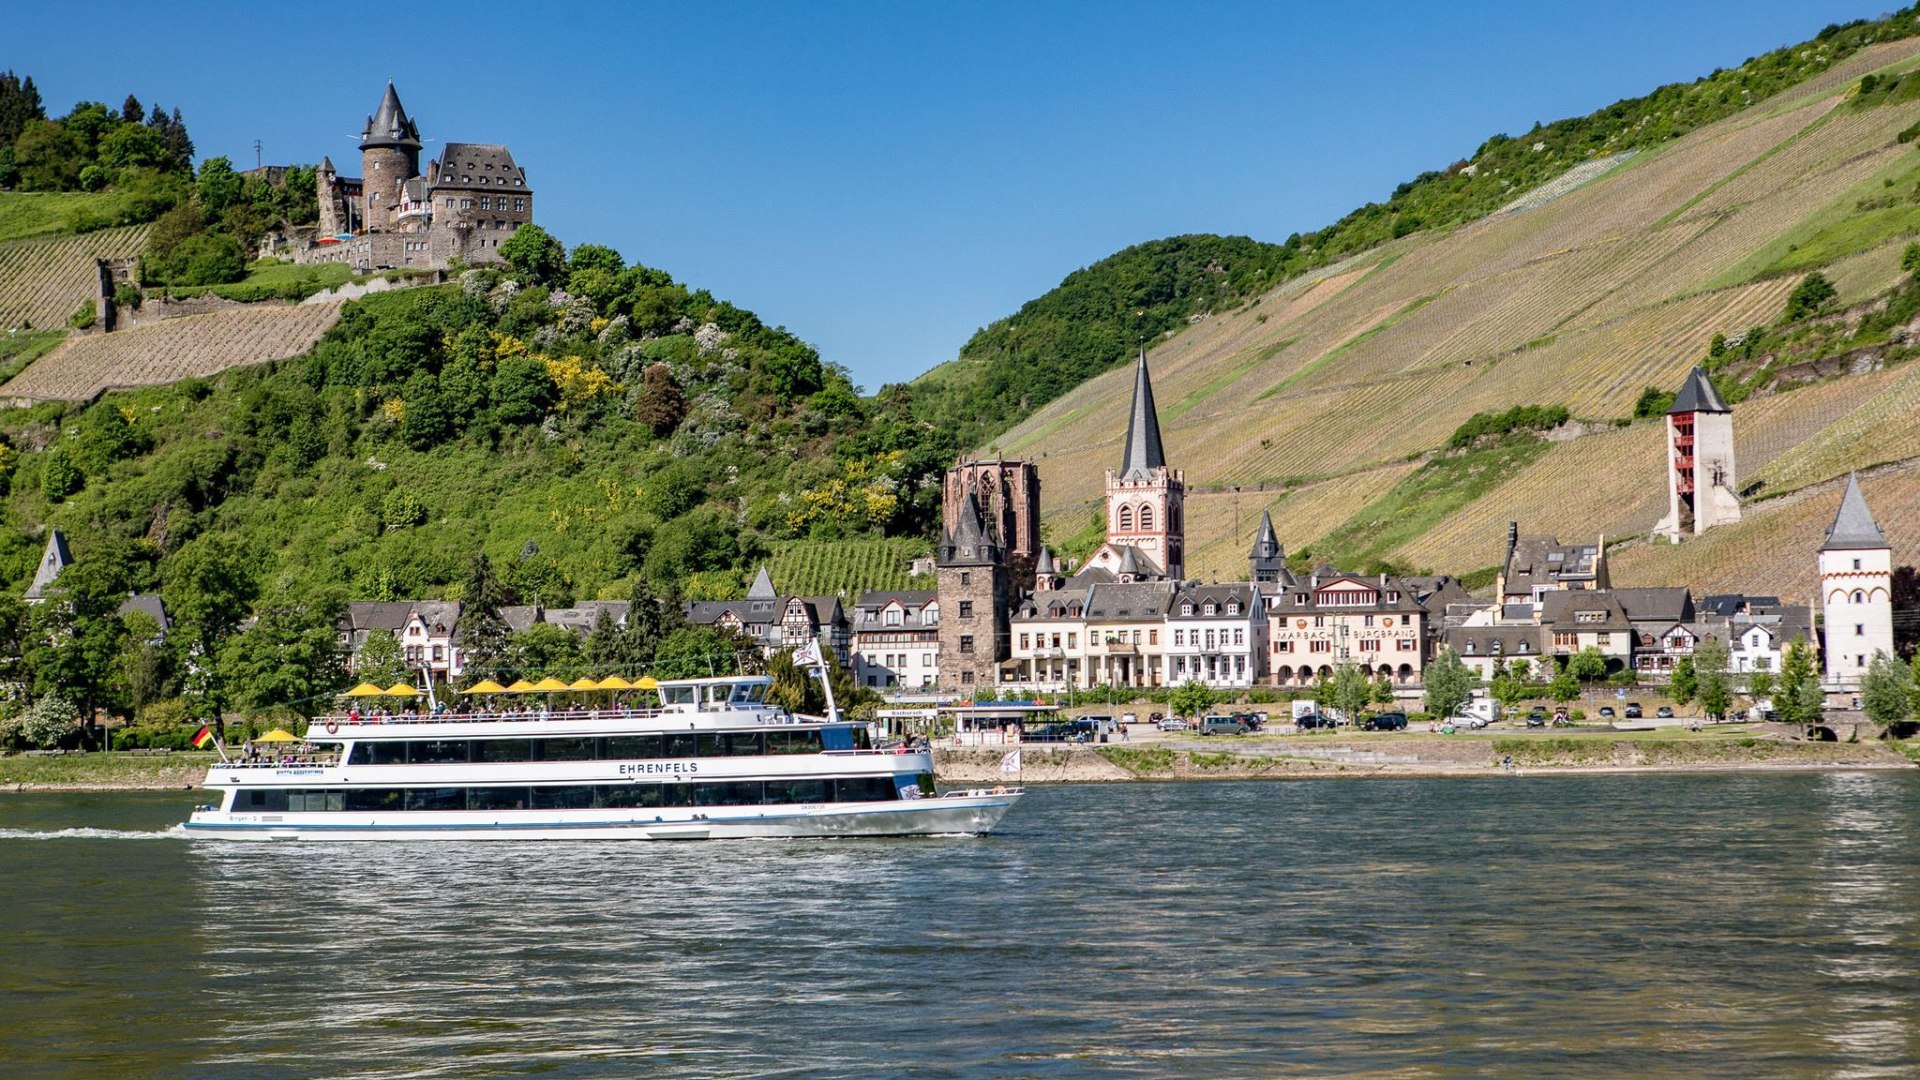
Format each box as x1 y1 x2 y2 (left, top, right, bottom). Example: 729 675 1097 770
462 679 509 694
342 683 386 698
255 729 300 743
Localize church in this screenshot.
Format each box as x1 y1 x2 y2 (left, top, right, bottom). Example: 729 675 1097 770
297 83 535 273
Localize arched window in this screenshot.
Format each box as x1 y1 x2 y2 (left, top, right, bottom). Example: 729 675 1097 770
1139 503 1155 531
1118 505 1133 531
1853 590 1866 604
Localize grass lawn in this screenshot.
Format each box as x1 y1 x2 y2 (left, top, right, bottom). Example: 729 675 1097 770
235 260 354 288
0 191 142 244
0 750 217 787
1308 438 1552 569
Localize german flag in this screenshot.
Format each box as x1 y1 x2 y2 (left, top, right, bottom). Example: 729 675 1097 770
190 725 216 749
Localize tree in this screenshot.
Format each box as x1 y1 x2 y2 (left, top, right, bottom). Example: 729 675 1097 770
163 534 259 731
1548 669 1579 704
1567 647 1608 687
1747 668 1775 709
1670 655 1697 706
457 553 513 681
1694 639 1732 721
1 693 77 751
500 224 566 285
511 622 584 680
113 609 173 712
1169 680 1215 719
653 625 750 680
355 627 407 688
1422 649 1479 719
584 608 623 674
41 445 82 501
623 575 683 669
220 583 347 719
1775 641 1823 726
1783 271 1838 321
1370 676 1395 707
633 362 687 436
1860 651 1911 727
1329 663 1372 724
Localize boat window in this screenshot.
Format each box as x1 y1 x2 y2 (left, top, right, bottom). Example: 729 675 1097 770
605 735 662 759
660 686 696 706
915 772 936 797
821 726 855 751
410 740 470 765
693 780 765 806
659 782 694 807
743 683 767 704
468 787 530 811
705 684 732 705
833 776 898 802
766 730 824 755
663 733 698 758
595 784 662 809
764 778 829 804
405 787 465 811
238 788 289 812
694 733 725 757
531 786 594 810
343 788 403 812
474 739 533 763
723 732 764 756
539 737 597 762
346 741 407 765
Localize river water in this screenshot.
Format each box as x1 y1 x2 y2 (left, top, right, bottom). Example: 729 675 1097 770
2 774 1918 1078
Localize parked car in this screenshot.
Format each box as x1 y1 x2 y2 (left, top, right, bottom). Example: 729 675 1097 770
1655 706 1675 719
1452 713 1490 729
1598 706 1616 719
1023 721 1096 743
1363 712 1409 731
1200 715 1251 735
1525 708 1548 729
1624 703 1644 719
1233 711 1267 732
1148 712 1164 724
1296 713 1337 730
1157 717 1190 732
1120 713 1137 726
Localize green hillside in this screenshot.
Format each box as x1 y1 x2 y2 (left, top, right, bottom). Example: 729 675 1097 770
994 10 1920 601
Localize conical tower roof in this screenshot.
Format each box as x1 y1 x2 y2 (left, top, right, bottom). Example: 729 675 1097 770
746 565 777 599
1117 546 1142 578
318 155 335 173
1822 473 1888 551
1035 546 1057 575
24 528 71 600
361 81 421 150
1119 343 1166 480
1249 510 1281 561
1670 366 1730 415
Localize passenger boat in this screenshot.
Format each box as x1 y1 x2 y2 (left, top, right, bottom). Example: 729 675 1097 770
183 674 1021 841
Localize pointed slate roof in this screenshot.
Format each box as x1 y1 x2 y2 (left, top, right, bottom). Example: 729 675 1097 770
1249 510 1281 561
1119 344 1166 480
361 82 421 150
24 528 71 600
1035 546 1057 575
1822 473 1888 551
746 566 778 600
1670 366 1730 415
318 155 335 173
1116 546 1142 578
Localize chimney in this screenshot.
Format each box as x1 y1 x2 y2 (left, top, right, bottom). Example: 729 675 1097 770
1506 521 1519 566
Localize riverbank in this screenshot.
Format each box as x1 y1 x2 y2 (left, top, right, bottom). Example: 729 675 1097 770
0 751 213 791
936 730 1919 783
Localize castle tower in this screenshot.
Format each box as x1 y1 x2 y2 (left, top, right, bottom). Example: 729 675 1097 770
315 156 345 238
942 458 1041 585
1100 344 1184 578
1033 546 1064 591
1818 473 1893 688
935 494 1011 692
359 82 421 234
1656 367 1739 541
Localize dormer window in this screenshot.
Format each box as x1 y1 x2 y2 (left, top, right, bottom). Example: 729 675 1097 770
1182 603 1194 616
883 608 902 627
1203 603 1217 616
1465 640 1476 655
1227 602 1240 615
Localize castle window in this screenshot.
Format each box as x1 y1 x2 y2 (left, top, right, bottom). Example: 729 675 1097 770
1853 590 1865 603
959 601 974 619
1118 506 1133 531
479 197 490 210
1139 504 1154 531
464 176 472 183
959 571 971 586
445 198 454 208
1854 559 1862 570
959 635 974 655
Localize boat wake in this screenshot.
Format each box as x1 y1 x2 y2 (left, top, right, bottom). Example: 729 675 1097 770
0 826 185 841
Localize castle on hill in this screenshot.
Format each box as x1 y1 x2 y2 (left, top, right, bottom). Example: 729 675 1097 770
295 82 534 273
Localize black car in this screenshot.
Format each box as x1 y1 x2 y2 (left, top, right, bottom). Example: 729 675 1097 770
1363 712 1409 731
1598 706 1616 719
1296 713 1337 730
1624 703 1644 719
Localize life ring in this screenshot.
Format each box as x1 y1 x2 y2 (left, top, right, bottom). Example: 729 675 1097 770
325 720 339 734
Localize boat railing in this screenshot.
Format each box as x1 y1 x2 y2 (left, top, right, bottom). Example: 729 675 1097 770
306 706 822 729
941 787 1023 798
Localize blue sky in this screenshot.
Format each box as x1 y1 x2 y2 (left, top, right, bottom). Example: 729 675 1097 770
7 0 1885 389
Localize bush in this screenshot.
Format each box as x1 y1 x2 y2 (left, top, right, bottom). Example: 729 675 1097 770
1447 404 1569 449
1 693 77 750
113 283 142 309
1633 386 1675 419
40 445 82 501
69 300 96 330
1783 272 1838 322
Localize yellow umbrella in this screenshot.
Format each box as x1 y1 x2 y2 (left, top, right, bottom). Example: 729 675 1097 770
505 679 537 693
463 679 509 695
568 677 602 692
531 677 570 692
255 729 301 743
597 676 634 690
342 683 387 698
384 683 419 697
634 676 660 690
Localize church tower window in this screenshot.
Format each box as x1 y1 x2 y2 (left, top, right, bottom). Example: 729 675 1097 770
1139 504 1154 531
1118 506 1133 532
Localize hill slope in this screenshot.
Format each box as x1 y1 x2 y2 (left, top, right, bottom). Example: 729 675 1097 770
997 30 1920 599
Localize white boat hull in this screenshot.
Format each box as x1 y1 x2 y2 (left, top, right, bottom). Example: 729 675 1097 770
184 791 1020 841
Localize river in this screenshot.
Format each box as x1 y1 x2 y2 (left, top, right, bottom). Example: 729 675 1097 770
2 774 1918 1077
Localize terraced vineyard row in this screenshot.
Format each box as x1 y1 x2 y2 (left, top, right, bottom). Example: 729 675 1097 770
0 225 149 331
767 538 933 598
1611 466 1920 597
1393 424 1669 573
1735 367 1909 477
1753 364 1920 494
1 303 344 401
1181 462 1419 580
1496 152 1638 215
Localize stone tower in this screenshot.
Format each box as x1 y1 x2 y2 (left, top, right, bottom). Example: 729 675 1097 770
1102 344 1184 578
315 156 346 238
1248 509 1291 587
936 493 1011 692
1656 367 1740 541
942 458 1041 585
1819 473 1893 688
359 82 421 234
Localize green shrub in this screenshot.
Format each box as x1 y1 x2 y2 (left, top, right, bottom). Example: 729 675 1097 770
69 300 95 330
40 445 82 501
1783 272 1838 322
113 283 141 309
1446 404 1570 449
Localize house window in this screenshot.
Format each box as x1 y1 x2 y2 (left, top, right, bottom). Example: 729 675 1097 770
1182 603 1194 616
1360 639 1380 652
961 671 974 684
1854 559 1862 570
1019 634 1030 650
959 571 971 586
1233 629 1244 646
1398 639 1414 651
1364 615 1374 627
1296 595 1307 606
1465 640 1477 655
1173 629 1185 646
1857 624 1865 636
1149 629 1159 645
1597 633 1611 647
1204 603 1217 616
1310 640 1330 653
1227 603 1239 615
1554 632 1577 648
959 601 974 619
1277 640 1292 652
959 635 974 655
884 609 901 627
1067 634 1077 649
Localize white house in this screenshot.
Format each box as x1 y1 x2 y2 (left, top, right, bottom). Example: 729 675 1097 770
851 590 941 690
1166 582 1265 689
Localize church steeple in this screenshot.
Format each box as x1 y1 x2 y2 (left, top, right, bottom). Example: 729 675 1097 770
1120 341 1165 481
1248 509 1288 585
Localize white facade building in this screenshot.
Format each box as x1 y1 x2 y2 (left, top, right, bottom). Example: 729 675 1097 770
1819 474 1894 688
851 590 942 690
1166 582 1265 688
